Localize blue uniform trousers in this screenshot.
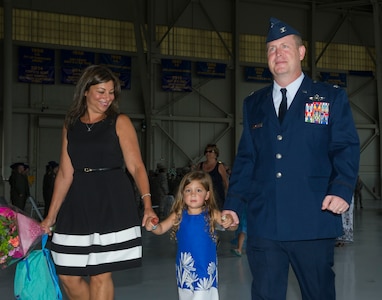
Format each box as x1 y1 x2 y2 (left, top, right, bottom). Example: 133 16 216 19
247 237 336 300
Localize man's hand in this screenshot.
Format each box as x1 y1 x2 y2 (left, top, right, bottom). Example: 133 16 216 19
321 195 349 214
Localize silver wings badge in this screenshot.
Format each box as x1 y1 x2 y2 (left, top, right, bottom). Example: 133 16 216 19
309 94 325 101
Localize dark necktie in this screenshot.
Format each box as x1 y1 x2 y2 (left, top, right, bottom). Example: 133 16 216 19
279 88 287 123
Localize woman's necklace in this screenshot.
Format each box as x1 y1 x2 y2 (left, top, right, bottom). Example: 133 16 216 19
85 123 95 132
84 113 105 132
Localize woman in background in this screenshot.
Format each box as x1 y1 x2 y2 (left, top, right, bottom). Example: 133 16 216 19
197 144 229 209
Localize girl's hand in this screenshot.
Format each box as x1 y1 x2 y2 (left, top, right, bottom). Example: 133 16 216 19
145 217 159 231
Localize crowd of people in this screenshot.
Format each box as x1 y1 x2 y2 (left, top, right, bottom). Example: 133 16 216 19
7 160 59 217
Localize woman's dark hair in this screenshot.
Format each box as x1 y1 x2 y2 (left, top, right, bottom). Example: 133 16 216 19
64 65 121 129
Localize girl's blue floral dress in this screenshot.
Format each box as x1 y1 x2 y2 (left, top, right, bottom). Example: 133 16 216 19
176 210 218 300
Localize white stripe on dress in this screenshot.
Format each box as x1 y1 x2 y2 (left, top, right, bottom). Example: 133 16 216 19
52 226 141 246
52 246 142 267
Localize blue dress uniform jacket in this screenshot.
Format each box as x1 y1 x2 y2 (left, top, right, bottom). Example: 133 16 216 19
225 75 360 241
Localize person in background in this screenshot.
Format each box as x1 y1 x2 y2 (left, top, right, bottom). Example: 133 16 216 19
145 170 237 300
22 163 34 186
336 196 354 247
231 206 247 257
42 161 59 218
9 162 30 210
354 175 364 209
156 163 170 218
40 65 157 300
197 144 229 210
223 17 360 300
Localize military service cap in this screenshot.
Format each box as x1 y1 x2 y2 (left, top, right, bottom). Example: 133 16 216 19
266 17 301 43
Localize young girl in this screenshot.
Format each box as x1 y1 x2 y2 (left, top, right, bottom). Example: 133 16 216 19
145 170 237 300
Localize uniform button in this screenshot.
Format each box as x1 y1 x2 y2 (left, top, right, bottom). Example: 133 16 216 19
277 135 283 141
276 172 282 178
276 153 282 159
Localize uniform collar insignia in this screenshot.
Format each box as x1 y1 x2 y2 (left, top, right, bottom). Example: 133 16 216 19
309 94 325 101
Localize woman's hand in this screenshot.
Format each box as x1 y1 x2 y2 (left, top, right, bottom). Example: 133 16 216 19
40 217 56 236
142 207 158 227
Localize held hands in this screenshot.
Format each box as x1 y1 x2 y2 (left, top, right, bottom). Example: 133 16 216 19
142 206 158 227
220 214 237 230
221 210 240 227
145 217 159 232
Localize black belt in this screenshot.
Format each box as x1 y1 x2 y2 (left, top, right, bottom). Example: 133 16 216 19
77 167 122 173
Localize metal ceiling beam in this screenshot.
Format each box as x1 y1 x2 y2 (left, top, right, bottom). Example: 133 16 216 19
156 0 193 48
315 11 349 65
155 78 213 114
317 0 372 9
198 1 233 59
240 0 310 10
153 115 232 124
133 0 155 167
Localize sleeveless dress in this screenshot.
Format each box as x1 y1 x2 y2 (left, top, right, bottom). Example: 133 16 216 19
176 210 219 300
50 115 142 276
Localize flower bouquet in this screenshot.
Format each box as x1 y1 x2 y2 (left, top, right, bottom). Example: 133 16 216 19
0 205 45 269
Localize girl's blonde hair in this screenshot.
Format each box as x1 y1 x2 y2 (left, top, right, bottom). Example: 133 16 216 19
170 170 219 242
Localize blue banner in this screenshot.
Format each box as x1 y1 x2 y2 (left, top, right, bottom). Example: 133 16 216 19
244 66 272 83
196 62 226 78
161 59 192 92
61 50 95 84
18 46 55 84
99 54 131 90
320 72 347 87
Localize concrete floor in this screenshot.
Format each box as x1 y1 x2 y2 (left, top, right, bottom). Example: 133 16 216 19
1 199 381 299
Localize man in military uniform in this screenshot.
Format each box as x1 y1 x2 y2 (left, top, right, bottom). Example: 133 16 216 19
223 17 360 299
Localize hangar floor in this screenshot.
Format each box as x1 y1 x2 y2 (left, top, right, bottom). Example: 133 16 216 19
1 199 381 300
